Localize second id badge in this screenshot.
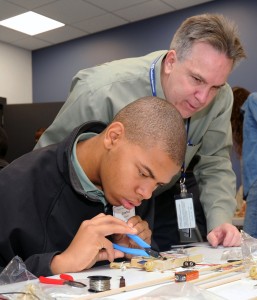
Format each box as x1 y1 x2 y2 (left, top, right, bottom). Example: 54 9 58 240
175 192 196 230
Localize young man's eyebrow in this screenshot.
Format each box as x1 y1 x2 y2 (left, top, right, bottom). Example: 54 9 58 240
141 164 155 179
141 164 168 185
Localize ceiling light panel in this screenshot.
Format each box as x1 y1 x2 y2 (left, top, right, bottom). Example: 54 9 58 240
0 11 64 35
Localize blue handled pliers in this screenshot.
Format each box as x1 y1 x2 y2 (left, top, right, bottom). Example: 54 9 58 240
113 234 160 258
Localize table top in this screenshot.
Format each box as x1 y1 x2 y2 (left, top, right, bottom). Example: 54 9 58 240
1 243 257 300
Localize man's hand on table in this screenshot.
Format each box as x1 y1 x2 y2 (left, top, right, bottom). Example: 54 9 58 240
207 223 241 247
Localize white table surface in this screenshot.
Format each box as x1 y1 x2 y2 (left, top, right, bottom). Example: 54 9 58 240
1 244 257 300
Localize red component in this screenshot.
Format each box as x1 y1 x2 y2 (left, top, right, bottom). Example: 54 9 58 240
175 270 199 282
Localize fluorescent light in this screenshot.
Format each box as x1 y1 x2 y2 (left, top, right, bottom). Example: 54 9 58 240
0 11 64 35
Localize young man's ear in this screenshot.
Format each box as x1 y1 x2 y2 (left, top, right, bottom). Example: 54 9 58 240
104 122 125 149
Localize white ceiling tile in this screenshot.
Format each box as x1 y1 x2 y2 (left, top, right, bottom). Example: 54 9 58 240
0 25 28 42
34 0 106 24
8 36 52 50
36 25 89 44
0 0 215 50
74 13 128 34
161 0 215 10
6 0 57 10
0 0 26 20
115 0 175 22
84 0 149 12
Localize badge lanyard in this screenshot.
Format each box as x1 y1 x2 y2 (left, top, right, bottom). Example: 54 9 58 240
175 120 196 236
149 55 191 189
149 56 200 240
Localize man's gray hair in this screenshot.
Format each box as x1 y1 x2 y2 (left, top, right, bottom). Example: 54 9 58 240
170 13 246 68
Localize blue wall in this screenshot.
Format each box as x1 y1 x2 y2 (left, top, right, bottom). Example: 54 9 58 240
32 0 257 103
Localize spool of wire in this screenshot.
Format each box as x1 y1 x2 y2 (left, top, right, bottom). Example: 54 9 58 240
87 275 112 293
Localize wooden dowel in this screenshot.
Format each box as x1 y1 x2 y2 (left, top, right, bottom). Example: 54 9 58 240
74 260 243 300
196 260 242 273
191 265 244 284
76 274 175 300
198 273 248 289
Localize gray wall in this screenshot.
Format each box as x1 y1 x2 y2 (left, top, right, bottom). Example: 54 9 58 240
32 0 257 103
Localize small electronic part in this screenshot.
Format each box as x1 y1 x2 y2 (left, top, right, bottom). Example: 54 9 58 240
250 265 257 279
119 276 126 288
174 270 199 282
227 259 241 263
182 260 196 268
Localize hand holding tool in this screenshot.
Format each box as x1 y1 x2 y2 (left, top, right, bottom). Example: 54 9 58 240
113 234 160 258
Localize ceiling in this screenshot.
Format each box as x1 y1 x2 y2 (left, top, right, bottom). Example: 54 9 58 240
0 0 214 51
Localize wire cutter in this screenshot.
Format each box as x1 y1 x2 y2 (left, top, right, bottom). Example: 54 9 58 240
39 273 86 288
113 234 160 258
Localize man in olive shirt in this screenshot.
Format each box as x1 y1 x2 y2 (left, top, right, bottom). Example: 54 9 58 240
36 14 246 249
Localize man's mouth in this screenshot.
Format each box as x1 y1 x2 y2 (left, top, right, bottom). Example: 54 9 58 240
186 100 199 111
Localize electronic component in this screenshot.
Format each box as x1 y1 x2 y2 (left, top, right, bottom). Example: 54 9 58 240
174 270 199 282
182 260 196 268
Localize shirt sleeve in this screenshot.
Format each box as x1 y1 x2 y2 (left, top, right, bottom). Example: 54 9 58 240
34 52 157 149
193 86 237 232
242 93 257 196
35 74 114 148
25 252 60 277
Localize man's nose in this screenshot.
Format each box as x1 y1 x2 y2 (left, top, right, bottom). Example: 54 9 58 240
195 86 210 104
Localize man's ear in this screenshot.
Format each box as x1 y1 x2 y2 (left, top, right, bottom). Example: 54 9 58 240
104 122 125 149
163 50 177 74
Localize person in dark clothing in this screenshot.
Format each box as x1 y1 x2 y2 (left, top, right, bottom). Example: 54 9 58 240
0 96 186 277
0 126 8 170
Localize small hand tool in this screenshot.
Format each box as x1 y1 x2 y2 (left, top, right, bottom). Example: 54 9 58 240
113 234 160 258
39 273 86 288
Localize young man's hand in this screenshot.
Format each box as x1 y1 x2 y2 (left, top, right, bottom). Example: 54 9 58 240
113 215 152 259
50 213 137 274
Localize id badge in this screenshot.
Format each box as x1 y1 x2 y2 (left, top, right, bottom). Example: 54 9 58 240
175 193 196 230
113 206 135 222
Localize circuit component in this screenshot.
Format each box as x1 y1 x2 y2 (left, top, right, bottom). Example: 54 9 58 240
182 260 196 268
174 270 199 282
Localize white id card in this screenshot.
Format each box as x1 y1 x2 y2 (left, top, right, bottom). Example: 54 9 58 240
175 197 196 229
113 206 135 222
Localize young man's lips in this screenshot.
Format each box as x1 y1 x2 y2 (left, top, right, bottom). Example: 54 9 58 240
120 198 140 209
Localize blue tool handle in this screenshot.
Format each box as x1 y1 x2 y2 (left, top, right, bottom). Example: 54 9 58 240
113 244 150 257
126 234 151 248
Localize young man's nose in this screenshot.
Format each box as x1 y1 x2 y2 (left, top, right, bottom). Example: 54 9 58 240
137 183 154 200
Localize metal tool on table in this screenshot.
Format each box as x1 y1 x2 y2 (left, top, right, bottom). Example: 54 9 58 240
39 273 86 288
113 234 160 258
